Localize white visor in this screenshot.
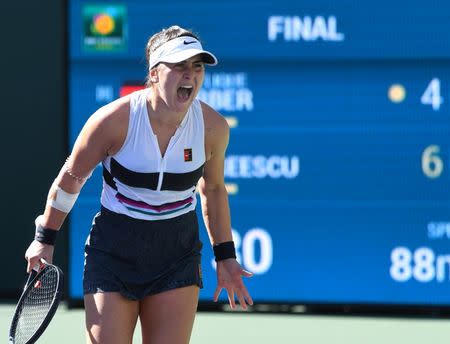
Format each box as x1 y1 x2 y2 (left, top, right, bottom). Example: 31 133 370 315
149 36 218 70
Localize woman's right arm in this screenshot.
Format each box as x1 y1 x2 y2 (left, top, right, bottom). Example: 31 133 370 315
25 98 129 272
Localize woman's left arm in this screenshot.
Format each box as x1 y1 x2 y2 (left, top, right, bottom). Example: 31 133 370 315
198 103 253 310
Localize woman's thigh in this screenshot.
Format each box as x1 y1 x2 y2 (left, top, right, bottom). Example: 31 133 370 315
84 292 139 344
139 286 200 344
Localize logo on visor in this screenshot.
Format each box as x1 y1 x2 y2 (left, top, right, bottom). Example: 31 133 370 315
183 40 197 45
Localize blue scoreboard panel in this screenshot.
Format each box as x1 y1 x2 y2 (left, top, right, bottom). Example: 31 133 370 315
68 0 450 309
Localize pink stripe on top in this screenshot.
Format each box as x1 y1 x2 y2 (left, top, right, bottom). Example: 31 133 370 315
116 193 193 212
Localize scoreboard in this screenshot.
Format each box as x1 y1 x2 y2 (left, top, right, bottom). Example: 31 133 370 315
68 0 450 309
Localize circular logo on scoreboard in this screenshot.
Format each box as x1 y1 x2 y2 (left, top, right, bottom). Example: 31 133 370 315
93 14 115 35
388 84 406 103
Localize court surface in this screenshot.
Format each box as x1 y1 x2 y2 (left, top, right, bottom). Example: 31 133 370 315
2 302 449 343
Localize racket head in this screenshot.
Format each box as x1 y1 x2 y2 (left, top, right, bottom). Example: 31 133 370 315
9 262 64 344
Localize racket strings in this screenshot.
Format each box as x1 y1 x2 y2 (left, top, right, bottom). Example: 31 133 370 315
13 267 59 343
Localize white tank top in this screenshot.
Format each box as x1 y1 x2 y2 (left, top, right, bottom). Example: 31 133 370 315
100 88 205 220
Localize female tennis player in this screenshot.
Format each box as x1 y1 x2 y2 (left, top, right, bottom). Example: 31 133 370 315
25 25 253 343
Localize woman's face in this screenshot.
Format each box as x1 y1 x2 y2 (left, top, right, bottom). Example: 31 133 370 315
152 55 205 113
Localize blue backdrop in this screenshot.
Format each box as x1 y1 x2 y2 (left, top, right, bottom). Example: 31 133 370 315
68 0 450 306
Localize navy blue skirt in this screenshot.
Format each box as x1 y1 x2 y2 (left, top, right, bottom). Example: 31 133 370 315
83 206 203 300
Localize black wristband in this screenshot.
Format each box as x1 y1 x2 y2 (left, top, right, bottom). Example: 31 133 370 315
35 224 58 246
213 241 236 262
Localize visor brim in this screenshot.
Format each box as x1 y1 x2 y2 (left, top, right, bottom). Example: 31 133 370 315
159 49 218 66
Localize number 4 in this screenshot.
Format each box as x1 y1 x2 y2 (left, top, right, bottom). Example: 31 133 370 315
421 78 443 111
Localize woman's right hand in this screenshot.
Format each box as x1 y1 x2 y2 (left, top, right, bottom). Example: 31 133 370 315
25 240 54 273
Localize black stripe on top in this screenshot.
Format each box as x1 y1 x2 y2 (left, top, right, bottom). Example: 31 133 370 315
110 158 159 190
106 157 204 191
161 164 204 191
102 165 117 190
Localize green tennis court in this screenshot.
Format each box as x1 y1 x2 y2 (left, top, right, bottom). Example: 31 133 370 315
2 302 449 343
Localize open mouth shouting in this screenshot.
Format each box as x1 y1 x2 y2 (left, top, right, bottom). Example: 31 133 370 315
177 85 193 102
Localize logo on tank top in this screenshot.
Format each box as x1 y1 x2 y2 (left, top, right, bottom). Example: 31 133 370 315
184 148 193 162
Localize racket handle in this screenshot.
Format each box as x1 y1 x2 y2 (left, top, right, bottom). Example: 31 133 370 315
23 258 48 290
33 258 48 270
25 269 38 290
28 258 48 289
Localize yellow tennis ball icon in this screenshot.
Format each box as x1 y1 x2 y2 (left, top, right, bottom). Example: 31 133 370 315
388 84 406 103
93 14 115 35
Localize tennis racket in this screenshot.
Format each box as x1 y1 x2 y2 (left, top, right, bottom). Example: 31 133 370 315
9 259 64 344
